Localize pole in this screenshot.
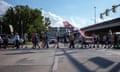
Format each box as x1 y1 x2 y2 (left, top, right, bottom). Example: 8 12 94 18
94 6 96 24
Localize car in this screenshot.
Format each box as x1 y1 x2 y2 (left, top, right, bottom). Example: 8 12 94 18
0 34 15 45
48 38 57 44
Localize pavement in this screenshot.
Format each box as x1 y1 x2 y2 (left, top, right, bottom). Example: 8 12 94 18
0 44 120 72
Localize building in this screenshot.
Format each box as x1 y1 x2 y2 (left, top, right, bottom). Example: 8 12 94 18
47 27 73 39
81 18 120 35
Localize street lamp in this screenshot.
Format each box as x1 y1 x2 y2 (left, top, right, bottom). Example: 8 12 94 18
94 6 96 24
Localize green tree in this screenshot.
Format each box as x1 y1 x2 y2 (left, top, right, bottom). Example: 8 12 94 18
3 5 47 35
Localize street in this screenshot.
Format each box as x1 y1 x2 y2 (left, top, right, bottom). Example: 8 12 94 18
0 45 120 72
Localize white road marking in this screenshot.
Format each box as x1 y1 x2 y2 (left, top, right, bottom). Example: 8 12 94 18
96 49 120 56
52 56 59 72
107 51 120 55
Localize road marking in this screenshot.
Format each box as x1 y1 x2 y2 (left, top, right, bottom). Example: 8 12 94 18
107 51 120 55
52 56 59 72
96 49 120 56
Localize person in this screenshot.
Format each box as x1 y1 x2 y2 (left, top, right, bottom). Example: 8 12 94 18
3 35 8 49
14 33 20 49
42 33 49 48
55 34 59 48
19 35 24 48
23 33 28 48
63 33 68 46
81 35 86 48
32 33 40 49
113 34 118 48
69 34 75 48
31 34 35 48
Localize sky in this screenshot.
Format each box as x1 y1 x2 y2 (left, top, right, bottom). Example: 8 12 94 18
0 0 120 28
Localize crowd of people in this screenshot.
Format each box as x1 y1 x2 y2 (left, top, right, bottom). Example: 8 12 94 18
74 33 120 49
0 32 120 49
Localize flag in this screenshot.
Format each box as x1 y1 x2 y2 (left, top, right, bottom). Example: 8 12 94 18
63 21 85 36
63 21 74 29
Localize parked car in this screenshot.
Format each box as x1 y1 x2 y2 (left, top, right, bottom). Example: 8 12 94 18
0 34 15 45
48 38 57 44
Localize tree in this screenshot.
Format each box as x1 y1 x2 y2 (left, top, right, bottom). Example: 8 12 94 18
44 17 51 32
3 5 47 35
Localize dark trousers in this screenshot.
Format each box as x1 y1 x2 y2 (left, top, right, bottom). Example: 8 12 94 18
15 40 19 48
69 40 75 48
43 41 49 48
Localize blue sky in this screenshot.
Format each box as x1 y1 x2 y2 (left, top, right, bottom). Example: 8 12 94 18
1 0 120 28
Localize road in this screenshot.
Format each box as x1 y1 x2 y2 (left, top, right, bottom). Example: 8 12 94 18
0 45 120 72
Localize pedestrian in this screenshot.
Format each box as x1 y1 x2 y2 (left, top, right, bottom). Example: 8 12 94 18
32 33 40 49
81 36 86 48
55 34 59 48
3 35 8 49
23 33 28 48
42 33 49 48
63 33 68 46
69 34 75 48
31 34 35 48
14 33 20 49
19 35 24 48
113 34 118 48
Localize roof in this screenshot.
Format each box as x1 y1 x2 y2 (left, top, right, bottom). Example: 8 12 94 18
81 18 120 31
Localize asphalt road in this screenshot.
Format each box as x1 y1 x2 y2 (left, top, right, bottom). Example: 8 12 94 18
0 45 120 72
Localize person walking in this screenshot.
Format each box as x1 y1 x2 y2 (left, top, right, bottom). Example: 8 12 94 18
42 33 49 48
55 34 59 48
23 33 28 48
32 33 40 49
3 35 8 49
14 33 20 49
69 34 75 48
63 33 68 46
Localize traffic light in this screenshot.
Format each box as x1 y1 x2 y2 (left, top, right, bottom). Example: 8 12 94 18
112 5 116 13
105 9 109 16
100 13 103 19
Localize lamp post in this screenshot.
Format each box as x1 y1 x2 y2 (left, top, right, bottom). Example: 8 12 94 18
94 6 96 24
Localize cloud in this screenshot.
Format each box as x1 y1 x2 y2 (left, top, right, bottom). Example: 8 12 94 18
68 16 115 28
42 10 65 27
67 17 93 28
0 0 13 15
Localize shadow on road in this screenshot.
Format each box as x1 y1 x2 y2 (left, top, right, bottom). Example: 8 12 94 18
3 51 36 55
89 57 114 68
61 49 92 72
110 63 120 72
